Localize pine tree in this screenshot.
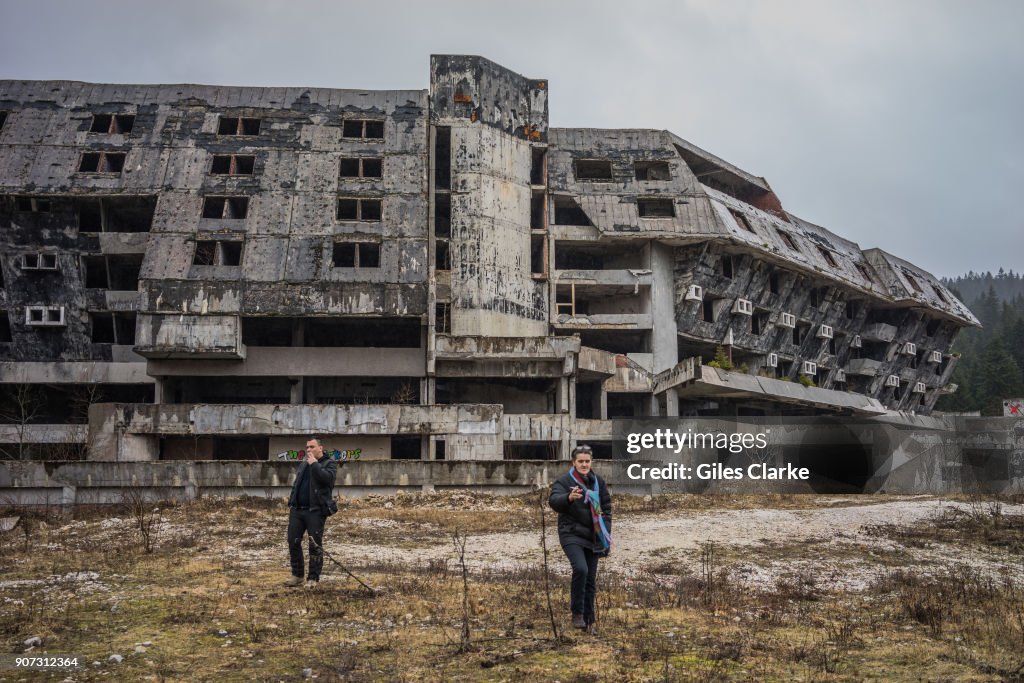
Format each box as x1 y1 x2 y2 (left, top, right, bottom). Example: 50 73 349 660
973 337 1024 416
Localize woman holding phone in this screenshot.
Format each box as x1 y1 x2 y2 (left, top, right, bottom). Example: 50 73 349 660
548 443 612 633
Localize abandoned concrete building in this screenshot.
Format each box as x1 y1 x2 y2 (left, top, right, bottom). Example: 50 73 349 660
0 54 978 465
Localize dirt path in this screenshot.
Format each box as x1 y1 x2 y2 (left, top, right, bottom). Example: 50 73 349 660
326 497 1024 591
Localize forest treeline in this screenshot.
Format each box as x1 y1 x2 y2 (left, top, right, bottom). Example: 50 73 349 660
935 270 1024 415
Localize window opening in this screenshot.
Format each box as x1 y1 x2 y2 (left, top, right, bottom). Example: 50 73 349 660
637 198 674 218
574 159 613 181
210 155 255 175
217 117 261 136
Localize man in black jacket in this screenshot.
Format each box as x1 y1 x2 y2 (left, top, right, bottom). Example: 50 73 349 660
284 437 337 588
548 444 612 631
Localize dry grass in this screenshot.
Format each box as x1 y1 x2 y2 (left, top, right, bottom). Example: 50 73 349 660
0 493 1022 681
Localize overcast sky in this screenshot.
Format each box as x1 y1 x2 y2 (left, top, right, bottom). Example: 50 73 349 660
1 0 1020 278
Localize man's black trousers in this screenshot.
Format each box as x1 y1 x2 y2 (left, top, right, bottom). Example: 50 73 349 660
288 507 326 581
562 543 599 624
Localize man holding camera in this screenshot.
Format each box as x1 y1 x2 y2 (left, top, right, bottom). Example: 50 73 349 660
284 437 337 588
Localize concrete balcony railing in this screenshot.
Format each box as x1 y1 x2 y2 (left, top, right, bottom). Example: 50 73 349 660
555 269 653 288
0 424 88 444
847 358 883 376
861 323 898 342
553 312 653 329
502 413 571 442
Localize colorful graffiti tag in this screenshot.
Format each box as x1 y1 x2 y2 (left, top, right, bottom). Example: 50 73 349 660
275 448 362 461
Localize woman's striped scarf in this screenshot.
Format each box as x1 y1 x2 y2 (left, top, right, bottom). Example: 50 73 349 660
569 469 612 553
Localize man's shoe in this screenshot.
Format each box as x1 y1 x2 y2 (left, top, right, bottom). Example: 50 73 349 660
283 575 303 588
304 579 319 589
572 614 586 629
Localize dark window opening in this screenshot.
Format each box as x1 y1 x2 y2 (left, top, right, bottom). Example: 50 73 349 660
78 200 102 230
434 126 451 189
925 318 942 337
828 337 837 355
531 194 546 229
577 330 649 355
531 235 546 276
721 255 734 279
220 241 243 266
90 114 135 134
434 193 451 237
846 300 859 320
730 209 755 233
107 255 142 289
79 151 126 174
0 313 12 342
340 157 382 178
202 196 249 219
904 270 923 293
810 286 829 308
336 197 381 221
305 317 421 348
702 295 716 323
242 317 296 346
193 241 216 266
575 381 601 419
218 116 261 136
637 198 674 218
333 241 380 268
210 154 255 175
553 196 591 226
634 160 671 181
391 436 421 460
16 196 50 213
931 284 949 304
751 311 768 335
90 313 115 344
862 340 889 362
769 271 780 295
193 241 242 267
435 303 451 334
817 246 838 268
793 323 809 346
0 112 7 131
574 159 613 181
607 393 645 418
435 439 446 460
776 229 798 251
343 119 384 140
503 443 559 460
436 240 450 271
856 263 874 282
531 147 546 185
82 256 108 288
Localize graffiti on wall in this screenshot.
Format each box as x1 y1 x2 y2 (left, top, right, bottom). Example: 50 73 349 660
275 448 362 461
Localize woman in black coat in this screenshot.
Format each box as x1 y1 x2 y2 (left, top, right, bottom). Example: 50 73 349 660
548 444 612 632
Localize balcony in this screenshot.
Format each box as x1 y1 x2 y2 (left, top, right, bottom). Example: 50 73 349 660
555 269 653 288
553 313 653 330
847 358 883 376
861 323 898 343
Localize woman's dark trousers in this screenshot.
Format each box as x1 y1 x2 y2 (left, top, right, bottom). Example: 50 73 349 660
563 544 599 624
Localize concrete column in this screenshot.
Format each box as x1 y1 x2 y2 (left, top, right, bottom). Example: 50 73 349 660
289 378 304 405
665 389 679 417
557 377 569 414
599 388 608 421
422 377 435 404
153 377 165 404
650 241 680 373
647 395 660 417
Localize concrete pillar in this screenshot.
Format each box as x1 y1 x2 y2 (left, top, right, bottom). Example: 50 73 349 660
153 377 165 404
599 388 608 421
289 377 304 405
557 377 569 414
422 377 435 404
650 241 680 374
665 389 679 417
647 395 660 417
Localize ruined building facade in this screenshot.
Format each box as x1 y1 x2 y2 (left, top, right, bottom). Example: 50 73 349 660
0 56 977 462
